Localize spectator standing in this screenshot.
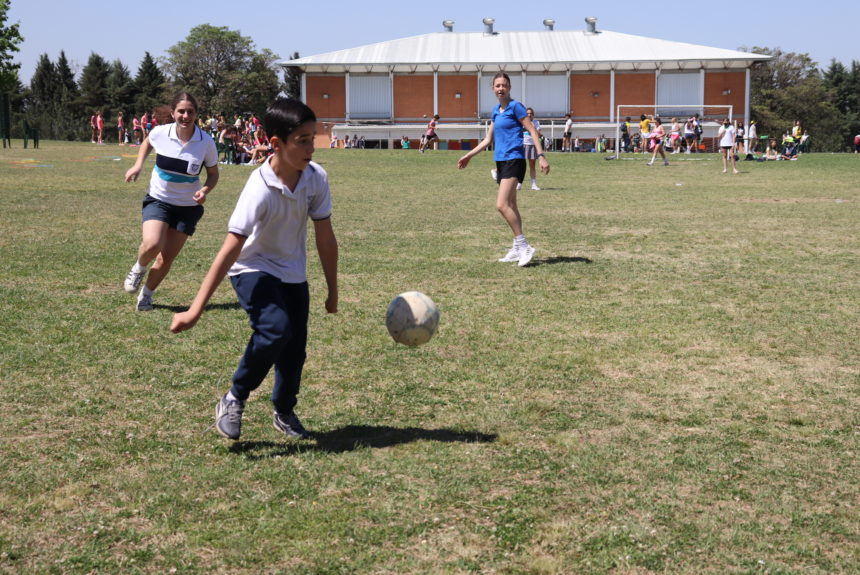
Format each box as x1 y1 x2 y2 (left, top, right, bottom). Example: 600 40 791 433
692 113 703 152
718 118 739 174
95 111 105 144
853 132 860 153
683 117 696 154
669 118 682 153
639 115 651 154
747 120 758 154
620 116 631 152
522 107 543 190
140 111 150 140
132 115 141 145
734 120 745 157
117 111 125 146
562 113 573 152
90 112 97 143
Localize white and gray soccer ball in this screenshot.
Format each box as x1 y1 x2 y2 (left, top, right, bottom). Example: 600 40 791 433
386 291 440 347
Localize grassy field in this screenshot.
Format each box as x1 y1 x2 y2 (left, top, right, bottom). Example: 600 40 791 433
0 141 857 574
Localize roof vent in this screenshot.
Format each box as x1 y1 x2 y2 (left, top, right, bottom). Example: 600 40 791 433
585 16 599 34
543 19 555 31
442 20 454 32
482 17 496 35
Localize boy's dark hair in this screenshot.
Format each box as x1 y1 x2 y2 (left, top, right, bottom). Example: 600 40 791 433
265 98 317 141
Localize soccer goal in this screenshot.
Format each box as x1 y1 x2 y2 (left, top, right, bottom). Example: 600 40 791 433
613 104 733 158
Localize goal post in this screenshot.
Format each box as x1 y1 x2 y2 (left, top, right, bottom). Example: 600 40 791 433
613 104 734 158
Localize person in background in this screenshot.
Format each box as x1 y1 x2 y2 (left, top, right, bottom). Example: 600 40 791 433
522 107 543 190
95 110 105 144
620 116 631 153
718 117 739 174
669 117 681 154
132 115 142 145
764 139 780 160
791 120 802 142
90 112 97 143
647 117 668 166
419 114 440 153
734 120 745 157
692 113 703 152
747 120 758 154
683 117 696 154
116 111 125 146
562 113 573 152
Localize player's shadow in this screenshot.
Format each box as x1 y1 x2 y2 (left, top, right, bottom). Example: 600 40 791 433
530 255 593 267
229 425 497 459
158 302 243 313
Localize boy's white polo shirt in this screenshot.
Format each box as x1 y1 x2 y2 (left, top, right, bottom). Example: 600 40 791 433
146 124 218 206
227 158 332 284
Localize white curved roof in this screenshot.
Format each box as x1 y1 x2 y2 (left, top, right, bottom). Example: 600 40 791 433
283 29 770 73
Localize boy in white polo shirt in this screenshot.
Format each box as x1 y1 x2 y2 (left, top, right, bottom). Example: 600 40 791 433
170 99 339 441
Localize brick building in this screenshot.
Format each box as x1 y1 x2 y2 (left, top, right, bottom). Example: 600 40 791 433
282 17 769 149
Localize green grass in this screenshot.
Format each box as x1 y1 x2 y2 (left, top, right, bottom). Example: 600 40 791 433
0 142 858 574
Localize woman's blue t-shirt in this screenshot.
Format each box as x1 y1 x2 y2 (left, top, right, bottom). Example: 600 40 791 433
492 99 527 161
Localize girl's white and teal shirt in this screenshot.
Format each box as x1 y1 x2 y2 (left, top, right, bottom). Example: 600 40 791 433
146 123 218 207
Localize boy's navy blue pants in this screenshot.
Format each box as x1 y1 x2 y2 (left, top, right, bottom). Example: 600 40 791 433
228 272 309 415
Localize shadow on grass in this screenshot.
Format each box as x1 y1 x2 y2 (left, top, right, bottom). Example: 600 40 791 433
531 256 593 267
157 302 243 313
229 425 497 459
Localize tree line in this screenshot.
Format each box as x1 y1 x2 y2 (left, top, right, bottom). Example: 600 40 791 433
3 22 300 142
746 47 860 152
0 0 857 150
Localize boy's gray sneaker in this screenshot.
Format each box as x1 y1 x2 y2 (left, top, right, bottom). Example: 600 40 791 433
273 411 310 439
215 394 245 440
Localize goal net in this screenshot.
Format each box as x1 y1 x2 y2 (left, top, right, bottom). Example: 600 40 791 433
613 104 734 158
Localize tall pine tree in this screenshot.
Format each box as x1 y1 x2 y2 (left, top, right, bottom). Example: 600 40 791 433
79 52 110 112
132 52 166 114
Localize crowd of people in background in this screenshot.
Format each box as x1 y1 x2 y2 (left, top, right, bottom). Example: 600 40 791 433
89 104 830 166
92 109 160 146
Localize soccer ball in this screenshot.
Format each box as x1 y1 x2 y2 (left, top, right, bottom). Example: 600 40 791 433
386 291 440 346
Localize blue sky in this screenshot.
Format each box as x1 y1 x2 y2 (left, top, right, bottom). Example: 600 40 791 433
9 0 858 83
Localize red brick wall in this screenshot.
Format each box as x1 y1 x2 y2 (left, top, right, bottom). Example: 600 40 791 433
614 73 656 118
438 75 478 121
306 76 346 121
570 73 611 119
394 75 434 120
704 71 746 117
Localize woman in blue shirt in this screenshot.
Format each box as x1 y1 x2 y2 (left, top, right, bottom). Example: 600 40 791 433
457 72 549 267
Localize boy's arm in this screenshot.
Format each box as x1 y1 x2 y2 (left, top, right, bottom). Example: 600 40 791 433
313 217 339 314
170 232 247 333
